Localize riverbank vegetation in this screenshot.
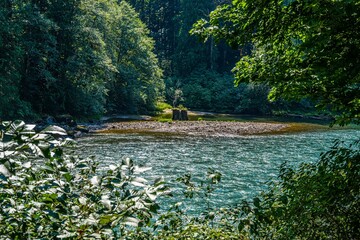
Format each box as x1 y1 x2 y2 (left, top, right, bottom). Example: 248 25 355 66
2 0 326 121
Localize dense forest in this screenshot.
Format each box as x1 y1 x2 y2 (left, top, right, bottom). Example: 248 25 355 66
1 0 316 120
1 0 163 119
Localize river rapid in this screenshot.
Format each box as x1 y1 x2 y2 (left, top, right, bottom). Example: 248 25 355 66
77 128 359 211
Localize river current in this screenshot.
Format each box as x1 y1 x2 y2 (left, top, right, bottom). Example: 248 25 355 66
77 128 359 210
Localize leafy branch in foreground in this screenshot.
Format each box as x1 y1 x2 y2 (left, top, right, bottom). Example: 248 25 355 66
144 169 245 240
238 140 360 239
0 120 169 239
3 120 358 239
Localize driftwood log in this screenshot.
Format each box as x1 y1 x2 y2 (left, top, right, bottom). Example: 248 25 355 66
172 109 188 121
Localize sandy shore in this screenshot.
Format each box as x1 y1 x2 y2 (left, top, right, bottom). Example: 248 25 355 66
95 121 289 137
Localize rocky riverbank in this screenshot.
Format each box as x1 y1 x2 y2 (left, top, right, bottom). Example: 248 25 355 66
33 112 332 138
96 121 289 137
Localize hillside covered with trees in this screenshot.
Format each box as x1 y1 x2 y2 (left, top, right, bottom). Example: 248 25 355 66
1 0 318 121
1 0 163 119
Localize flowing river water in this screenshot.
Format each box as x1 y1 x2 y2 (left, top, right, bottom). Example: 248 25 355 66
77 128 359 211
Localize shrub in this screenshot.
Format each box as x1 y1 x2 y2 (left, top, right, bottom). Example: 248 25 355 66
149 170 245 240
239 140 360 239
0 120 169 239
0 122 245 239
155 102 173 112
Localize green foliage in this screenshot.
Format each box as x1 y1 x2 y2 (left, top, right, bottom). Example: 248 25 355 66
157 118 173 123
171 68 272 114
105 1 164 114
173 105 187 111
0 121 169 239
0 124 245 239
154 221 244 240
0 1 34 119
237 140 360 239
155 102 173 112
192 0 360 125
146 169 244 239
129 0 240 113
0 0 163 119
164 77 184 108
234 84 271 115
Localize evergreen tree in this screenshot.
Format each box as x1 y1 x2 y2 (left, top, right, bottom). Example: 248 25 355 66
0 0 163 119
0 1 32 118
105 0 164 113
20 0 59 115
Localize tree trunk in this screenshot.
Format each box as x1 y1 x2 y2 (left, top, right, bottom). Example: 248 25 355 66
172 109 188 120
172 109 181 120
180 110 188 120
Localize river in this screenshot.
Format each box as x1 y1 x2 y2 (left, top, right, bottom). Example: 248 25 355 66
77 128 359 211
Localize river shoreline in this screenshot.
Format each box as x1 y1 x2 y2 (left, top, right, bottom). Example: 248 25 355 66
26 111 336 138
93 120 320 137
88 110 336 137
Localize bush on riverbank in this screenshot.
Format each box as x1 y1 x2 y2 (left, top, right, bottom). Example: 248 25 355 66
0 121 244 239
238 140 360 239
0 121 170 239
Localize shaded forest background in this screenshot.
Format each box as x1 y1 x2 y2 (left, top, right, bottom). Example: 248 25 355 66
0 0 314 120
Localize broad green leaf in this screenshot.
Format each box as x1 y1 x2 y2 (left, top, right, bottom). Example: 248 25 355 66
60 138 77 146
0 164 10 177
22 162 31 169
79 197 87 205
57 232 77 239
130 181 146 187
132 177 147 184
133 166 152 173
31 134 53 141
1 121 11 127
44 210 60 220
99 215 114 225
89 233 102 239
123 217 140 227
20 124 36 135
101 195 112 210
8 120 25 134
29 143 45 157
154 176 165 187
91 176 100 186
41 126 67 136
123 157 133 167
41 165 55 173
63 173 72 182
85 214 99 226
109 164 117 171
146 191 157 201
5 189 15 195
76 162 89 169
